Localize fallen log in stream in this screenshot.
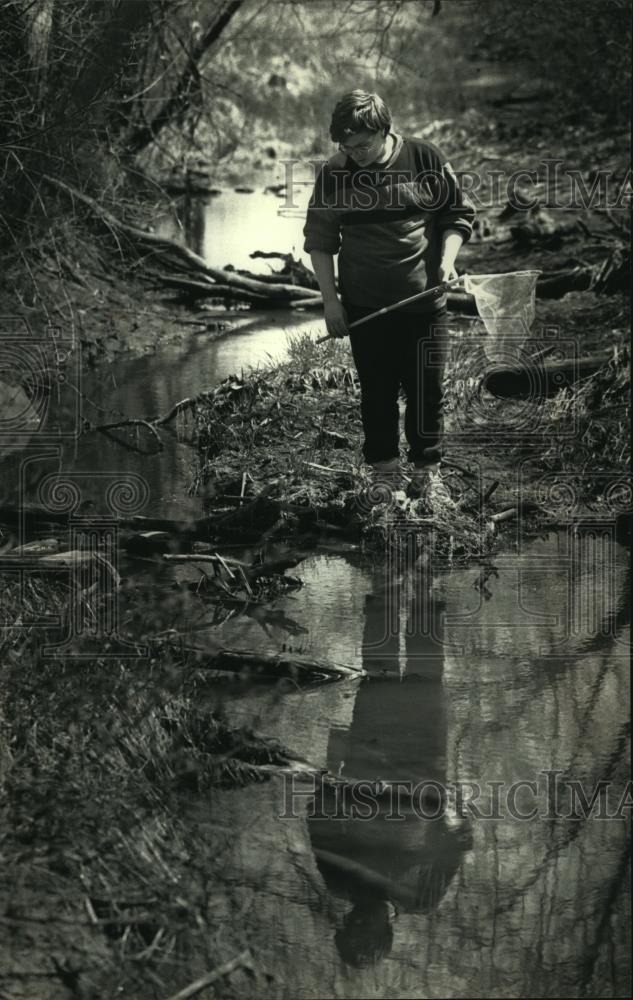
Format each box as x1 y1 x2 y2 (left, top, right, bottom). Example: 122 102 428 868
482 351 613 398
44 176 322 306
0 505 215 538
152 641 365 683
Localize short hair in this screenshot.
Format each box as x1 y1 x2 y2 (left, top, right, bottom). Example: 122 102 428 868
329 91 392 143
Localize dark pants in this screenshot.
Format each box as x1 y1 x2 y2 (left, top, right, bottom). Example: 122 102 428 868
346 304 448 465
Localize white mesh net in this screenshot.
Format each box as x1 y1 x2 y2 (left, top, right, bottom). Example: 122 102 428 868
463 271 540 353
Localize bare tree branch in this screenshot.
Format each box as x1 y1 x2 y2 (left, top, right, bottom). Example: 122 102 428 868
124 0 244 157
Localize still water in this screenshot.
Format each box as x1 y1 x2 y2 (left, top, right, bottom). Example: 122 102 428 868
157 187 314 271
54 307 317 518
181 536 630 999
0 189 318 517
120 524 631 997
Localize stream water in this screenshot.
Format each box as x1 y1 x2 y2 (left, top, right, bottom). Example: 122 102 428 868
3 190 631 996
191 538 630 998
58 305 315 519
124 527 631 997
0 189 317 518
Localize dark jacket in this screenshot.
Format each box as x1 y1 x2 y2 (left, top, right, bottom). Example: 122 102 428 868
303 133 476 313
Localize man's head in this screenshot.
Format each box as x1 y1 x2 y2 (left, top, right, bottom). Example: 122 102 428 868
334 898 396 968
329 91 392 166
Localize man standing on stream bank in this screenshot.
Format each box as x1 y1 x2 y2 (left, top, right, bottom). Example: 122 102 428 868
303 91 475 497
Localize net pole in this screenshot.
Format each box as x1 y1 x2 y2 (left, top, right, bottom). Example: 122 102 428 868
316 275 463 343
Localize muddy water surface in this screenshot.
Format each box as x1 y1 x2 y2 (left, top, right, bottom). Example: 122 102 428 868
180 535 630 998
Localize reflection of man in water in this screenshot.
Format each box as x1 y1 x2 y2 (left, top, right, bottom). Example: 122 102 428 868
308 547 471 967
313 805 470 968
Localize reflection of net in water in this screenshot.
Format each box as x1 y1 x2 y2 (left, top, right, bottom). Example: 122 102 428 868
463 271 540 351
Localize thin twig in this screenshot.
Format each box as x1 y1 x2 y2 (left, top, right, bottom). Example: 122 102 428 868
304 461 350 475
482 480 500 504
92 418 164 450
161 949 252 1000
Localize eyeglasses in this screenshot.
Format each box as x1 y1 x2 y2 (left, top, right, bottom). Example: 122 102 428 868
337 134 381 155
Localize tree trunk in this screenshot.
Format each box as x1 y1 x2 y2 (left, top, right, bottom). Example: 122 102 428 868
483 352 613 398
124 0 244 157
22 0 54 101
66 0 155 125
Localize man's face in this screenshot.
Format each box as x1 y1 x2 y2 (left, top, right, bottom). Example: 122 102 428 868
338 129 387 167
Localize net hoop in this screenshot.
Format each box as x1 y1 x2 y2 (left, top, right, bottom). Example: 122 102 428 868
462 270 542 349
464 270 541 279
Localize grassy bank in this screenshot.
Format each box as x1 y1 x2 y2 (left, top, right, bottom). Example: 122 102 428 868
190 333 498 565
0 571 312 998
190 324 630 560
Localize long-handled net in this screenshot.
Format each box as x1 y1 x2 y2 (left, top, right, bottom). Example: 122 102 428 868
316 269 541 349
463 270 540 354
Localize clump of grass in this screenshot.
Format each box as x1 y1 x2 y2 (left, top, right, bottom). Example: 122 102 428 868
540 343 630 481
285 328 353 369
0 575 295 996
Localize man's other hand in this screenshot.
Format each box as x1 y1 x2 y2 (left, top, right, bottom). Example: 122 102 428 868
438 262 458 284
324 298 349 338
